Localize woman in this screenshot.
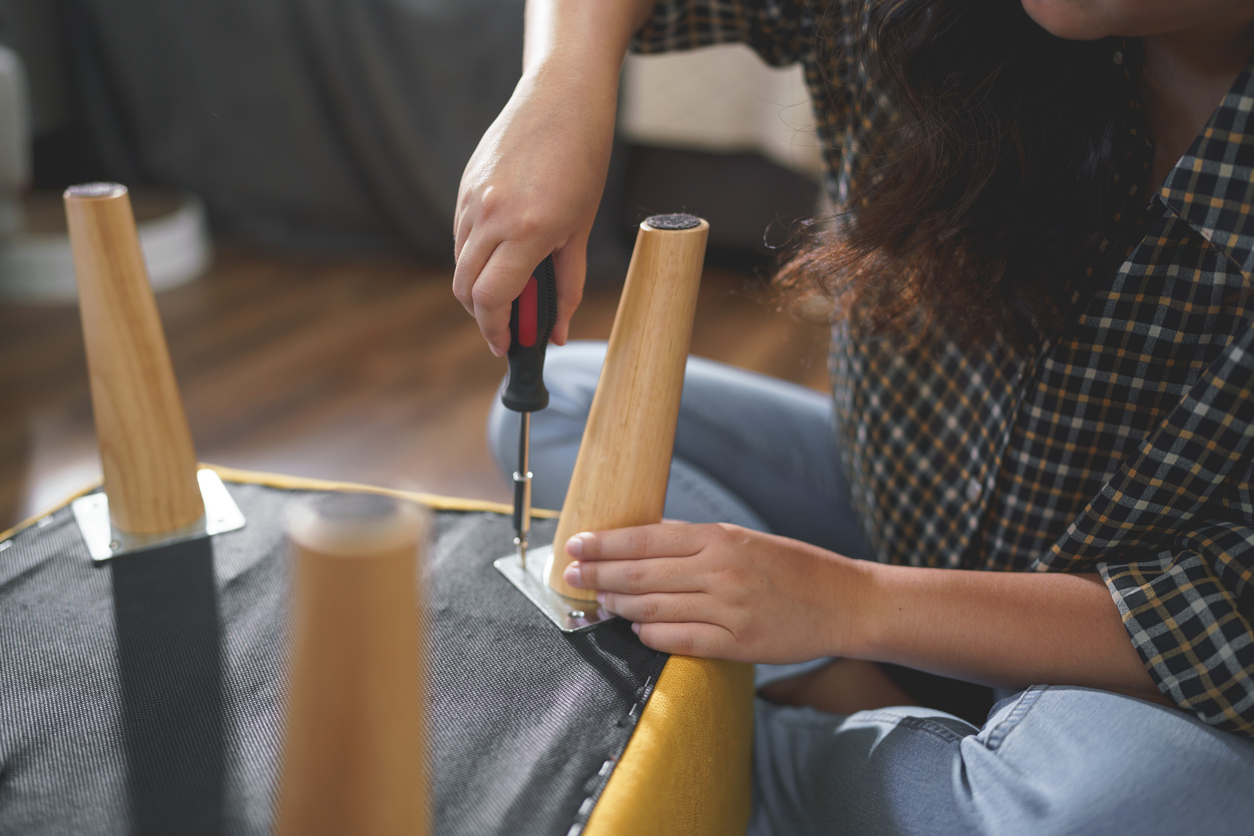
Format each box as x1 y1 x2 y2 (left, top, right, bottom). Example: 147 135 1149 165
455 1 1254 832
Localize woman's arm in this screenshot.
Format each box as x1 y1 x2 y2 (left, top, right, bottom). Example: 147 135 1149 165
861 561 1163 702
453 0 655 355
521 0 654 75
562 523 1165 704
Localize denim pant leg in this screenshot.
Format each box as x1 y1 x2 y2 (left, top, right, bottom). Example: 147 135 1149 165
486 341 868 560
751 685 1254 836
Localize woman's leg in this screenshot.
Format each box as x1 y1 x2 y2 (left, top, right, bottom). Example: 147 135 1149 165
750 686 1254 836
486 341 869 559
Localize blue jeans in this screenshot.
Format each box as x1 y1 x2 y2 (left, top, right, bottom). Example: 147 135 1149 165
487 341 1254 835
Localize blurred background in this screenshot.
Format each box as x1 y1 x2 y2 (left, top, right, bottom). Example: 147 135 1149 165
0 0 831 531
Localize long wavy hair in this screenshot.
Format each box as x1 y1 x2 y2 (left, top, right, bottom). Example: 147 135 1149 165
775 0 1140 350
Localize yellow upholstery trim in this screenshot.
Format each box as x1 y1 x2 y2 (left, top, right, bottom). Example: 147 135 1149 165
0 481 103 543
2 466 754 836
0 463 558 543
585 657 755 836
199 464 560 518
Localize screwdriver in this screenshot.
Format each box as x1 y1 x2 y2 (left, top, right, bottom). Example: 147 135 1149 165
502 254 558 570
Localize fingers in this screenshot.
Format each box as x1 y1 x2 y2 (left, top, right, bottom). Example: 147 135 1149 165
634 622 737 659
458 239 554 356
566 555 706 594
597 590 721 624
550 229 588 346
452 222 588 355
451 232 493 318
566 524 713 562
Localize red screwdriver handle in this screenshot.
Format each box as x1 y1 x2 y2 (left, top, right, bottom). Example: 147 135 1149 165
502 255 557 413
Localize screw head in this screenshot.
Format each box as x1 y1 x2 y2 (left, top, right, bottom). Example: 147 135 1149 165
569 610 585 619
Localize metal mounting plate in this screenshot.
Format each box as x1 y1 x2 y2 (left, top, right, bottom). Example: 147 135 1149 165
494 544 617 633
72 469 247 561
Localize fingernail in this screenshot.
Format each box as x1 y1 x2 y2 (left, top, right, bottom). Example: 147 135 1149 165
565 533 587 557
563 562 582 587
631 623 640 635
595 592 605 605
490 344 504 357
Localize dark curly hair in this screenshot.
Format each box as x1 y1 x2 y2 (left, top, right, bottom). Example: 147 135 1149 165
775 0 1142 350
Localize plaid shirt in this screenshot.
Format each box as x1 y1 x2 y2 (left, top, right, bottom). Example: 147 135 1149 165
634 0 1254 737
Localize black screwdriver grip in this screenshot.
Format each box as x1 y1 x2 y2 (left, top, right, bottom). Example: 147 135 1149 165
502 254 557 413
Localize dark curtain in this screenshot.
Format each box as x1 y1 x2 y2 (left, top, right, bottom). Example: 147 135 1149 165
59 0 628 270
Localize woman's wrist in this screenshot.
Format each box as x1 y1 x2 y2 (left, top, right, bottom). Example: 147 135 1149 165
517 56 621 110
828 555 887 661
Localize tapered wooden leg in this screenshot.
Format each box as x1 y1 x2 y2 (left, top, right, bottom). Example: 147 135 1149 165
546 215 709 600
277 493 428 836
64 183 204 535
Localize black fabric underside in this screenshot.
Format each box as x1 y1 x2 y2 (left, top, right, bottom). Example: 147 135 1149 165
0 482 666 835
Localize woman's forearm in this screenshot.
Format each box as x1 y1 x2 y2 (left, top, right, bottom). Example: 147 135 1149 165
562 522 1165 704
850 562 1165 702
523 0 656 82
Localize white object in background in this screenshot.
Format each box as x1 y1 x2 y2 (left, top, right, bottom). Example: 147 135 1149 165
0 190 212 302
620 44 823 179
0 43 210 303
0 43 31 243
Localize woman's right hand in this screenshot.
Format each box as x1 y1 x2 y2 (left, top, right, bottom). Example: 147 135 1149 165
453 66 617 356
453 0 654 356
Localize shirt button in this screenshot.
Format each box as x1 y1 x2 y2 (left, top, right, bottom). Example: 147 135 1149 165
966 478 983 501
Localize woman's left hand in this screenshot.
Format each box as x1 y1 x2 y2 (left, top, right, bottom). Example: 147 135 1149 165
562 523 872 663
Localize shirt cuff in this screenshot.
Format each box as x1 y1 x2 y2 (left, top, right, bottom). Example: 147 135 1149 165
1100 520 1254 738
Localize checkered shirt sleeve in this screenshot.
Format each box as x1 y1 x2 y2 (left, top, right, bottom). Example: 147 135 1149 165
1101 525 1254 734
1051 320 1254 734
631 0 809 66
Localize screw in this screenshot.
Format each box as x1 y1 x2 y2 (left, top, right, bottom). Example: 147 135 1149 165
569 610 585 619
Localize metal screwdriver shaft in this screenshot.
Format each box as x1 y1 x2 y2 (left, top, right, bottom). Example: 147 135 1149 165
513 413 532 568
503 254 557 572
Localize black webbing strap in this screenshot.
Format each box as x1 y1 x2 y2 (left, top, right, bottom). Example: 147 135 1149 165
111 536 224 836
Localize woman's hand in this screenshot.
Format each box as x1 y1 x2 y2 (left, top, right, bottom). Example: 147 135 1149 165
562 523 874 663
454 0 654 356
453 68 615 355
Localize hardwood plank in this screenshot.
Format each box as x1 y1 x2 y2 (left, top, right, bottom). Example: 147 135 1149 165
0 246 829 530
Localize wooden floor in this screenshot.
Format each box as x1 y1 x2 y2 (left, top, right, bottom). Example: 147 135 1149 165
0 245 830 531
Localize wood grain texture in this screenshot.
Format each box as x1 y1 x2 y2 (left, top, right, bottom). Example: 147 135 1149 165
64 184 205 534
546 219 709 599
277 494 428 836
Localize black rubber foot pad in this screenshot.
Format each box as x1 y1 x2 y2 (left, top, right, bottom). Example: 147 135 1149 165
645 213 702 230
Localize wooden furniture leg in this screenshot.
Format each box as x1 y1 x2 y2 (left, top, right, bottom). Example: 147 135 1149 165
278 493 428 836
547 214 709 600
64 182 204 536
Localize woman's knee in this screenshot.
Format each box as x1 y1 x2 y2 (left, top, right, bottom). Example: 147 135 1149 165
961 686 1254 835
